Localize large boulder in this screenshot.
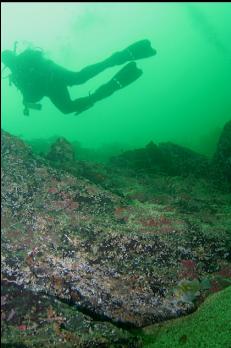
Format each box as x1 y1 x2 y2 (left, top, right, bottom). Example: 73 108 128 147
110 141 209 177
158 142 209 177
46 137 75 163
1 280 141 348
212 120 231 183
110 141 166 173
1 130 231 335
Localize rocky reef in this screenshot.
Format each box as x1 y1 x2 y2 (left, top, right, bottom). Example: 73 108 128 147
1 120 231 347
212 120 231 184
110 140 210 178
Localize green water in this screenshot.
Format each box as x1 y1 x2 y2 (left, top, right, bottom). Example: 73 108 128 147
1 2 231 157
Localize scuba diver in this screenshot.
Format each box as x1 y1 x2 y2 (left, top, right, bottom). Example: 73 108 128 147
1 40 156 116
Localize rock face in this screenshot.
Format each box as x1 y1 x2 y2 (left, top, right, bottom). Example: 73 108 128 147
1 280 141 348
213 120 231 183
110 141 209 177
1 129 231 342
46 137 75 163
158 142 209 177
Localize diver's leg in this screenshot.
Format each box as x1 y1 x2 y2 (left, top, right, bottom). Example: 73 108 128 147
70 39 156 85
49 62 142 115
47 84 73 114
47 84 94 114
75 62 143 115
66 58 116 86
58 40 156 87
48 62 112 87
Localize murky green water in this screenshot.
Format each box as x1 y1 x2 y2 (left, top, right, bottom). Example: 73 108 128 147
1 4 231 347
1 2 231 156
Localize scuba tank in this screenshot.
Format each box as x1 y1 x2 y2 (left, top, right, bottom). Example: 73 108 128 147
2 41 44 116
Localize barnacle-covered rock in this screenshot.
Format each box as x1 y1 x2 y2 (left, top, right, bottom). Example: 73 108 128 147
46 137 75 163
212 120 231 185
1 280 141 347
1 129 231 339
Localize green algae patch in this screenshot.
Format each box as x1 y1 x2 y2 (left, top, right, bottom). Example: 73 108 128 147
140 286 231 348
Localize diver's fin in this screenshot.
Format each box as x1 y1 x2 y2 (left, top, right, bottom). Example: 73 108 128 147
75 63 142 115
109 39 157 66
112 61 143 88
126 39 157 60
92 62 143 103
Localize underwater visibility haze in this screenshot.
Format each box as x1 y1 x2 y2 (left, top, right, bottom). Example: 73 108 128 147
1 2 231 156
1 2 231 348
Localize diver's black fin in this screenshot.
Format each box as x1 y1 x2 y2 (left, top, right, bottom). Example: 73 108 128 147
126 39 157 60
112 61 143 88
75 62 143 115
109 39 157 66
92 62 143 104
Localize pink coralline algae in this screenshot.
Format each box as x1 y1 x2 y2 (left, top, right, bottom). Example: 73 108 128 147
141 216 171 227
180 259 198 280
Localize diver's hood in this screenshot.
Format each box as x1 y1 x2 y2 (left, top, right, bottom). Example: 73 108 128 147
1 50 16 68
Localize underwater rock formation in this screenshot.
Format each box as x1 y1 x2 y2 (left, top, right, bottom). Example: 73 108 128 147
46 137 76 163
45 136 110 186
1 129 231 346
110 140 209 178
213 120 231 184
1 280 140 347
109 141 168 174
158 142 209 177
